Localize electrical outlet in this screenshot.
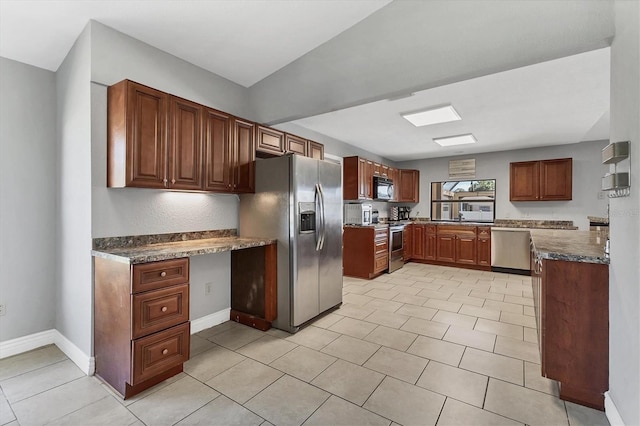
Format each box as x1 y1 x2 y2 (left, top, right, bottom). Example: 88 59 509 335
597 191 605 200
0 304 5 316
205 283 213 295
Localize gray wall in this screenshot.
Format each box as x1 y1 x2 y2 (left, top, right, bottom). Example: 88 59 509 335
89 22 254 340
0 58 57 340
608 1 639 423
55 24 93 355
397 140 609 230
250 0 614 125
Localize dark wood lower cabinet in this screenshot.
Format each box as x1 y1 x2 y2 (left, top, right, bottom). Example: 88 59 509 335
413 224 490 271
343 226 388 279
534 257 609 410
94 257 191 399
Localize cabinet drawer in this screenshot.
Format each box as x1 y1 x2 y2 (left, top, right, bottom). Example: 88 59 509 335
374 228 388 240
374 253 389 272
132 284 189 339
132 322 190 385
132 258 189 293
374 239 388 254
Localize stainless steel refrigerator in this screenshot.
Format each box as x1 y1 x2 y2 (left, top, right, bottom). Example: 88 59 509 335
239 154 343 333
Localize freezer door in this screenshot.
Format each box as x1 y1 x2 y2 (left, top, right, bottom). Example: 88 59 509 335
291 156 320 326
318 160 343 312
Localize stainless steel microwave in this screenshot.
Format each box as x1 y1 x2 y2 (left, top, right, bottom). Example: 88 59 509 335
373 176 394 200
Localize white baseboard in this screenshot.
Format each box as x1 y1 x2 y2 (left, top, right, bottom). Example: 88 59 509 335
605 391 625 426
191 308 231 334
0 310 230 376
0 329 94 376
0 329 58 359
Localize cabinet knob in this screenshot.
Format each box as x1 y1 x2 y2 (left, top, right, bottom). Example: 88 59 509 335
163 178 168 187
171 179 176 184
161 306 168 312
160 271 167 277
162 348 168 355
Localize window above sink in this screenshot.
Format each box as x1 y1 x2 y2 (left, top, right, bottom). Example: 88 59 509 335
430 180 496 223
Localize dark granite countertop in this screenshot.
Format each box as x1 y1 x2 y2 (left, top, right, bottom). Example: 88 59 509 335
407 218 577 230
92 230 276 264
344 224 389 229
530 229 609 265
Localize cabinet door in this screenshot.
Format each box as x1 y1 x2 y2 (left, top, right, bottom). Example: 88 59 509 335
358 158 374 200
233 119 256 193
307 141 324 160
540 158 572 200
169 97 203 190
510 161 540 201
477 227 491 266
403 224 412 261
456 233 477 265
285 134 307 156
388 167 398 201
126 82 168 188
398 170 419 202
412 225 425 260
372 163 382 176
203 108 232 192
425 226 437 260
436 234 456 262
256 126 285 156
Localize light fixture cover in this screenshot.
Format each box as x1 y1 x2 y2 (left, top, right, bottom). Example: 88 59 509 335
433 133 477 147
402 105 461 127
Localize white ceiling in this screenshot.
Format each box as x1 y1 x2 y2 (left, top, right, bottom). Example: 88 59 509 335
0 0 391 87
0 0 610 161
290 48 611 161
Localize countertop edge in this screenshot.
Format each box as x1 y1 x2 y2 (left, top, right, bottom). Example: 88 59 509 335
92 236 277 264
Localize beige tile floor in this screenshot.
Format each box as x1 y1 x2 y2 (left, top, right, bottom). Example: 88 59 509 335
0 263 610 426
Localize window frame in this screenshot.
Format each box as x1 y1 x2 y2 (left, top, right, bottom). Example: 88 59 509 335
430 179 496 223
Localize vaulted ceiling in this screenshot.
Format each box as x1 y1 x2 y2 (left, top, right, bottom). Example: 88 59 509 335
0 0 614 160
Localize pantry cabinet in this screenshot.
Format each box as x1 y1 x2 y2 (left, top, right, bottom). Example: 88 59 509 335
510 158 572 201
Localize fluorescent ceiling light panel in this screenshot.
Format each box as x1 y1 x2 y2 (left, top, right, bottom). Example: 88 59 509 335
433 133 477 147
402 105 461 127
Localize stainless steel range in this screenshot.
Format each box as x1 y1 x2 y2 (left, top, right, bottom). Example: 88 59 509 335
388 224 405 273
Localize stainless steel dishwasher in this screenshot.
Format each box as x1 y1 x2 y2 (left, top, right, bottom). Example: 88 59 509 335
490 228 531 274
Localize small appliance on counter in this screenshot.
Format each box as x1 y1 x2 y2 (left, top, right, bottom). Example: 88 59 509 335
398 206 411 220
372 209 379 224
345 203 373 225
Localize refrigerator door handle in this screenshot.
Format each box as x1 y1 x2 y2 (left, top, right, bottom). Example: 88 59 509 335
315 184 323 251
318 183 326 250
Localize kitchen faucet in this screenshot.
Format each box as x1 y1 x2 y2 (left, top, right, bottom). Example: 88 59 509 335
458 212 464 222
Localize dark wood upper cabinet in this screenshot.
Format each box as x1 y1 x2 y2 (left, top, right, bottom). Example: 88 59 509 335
307 140 324 160
285 134 307 156
510 158 572 201
108 80 168 188
539 158 572 200
256 126 285 156
169 97 203 190
203 108 232 192
397 169 420 203
343 156 373 200
233 118 256 193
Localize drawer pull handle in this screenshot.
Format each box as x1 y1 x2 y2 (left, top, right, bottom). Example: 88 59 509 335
160 271 167 277
161 306 168 312
162 349 168 355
